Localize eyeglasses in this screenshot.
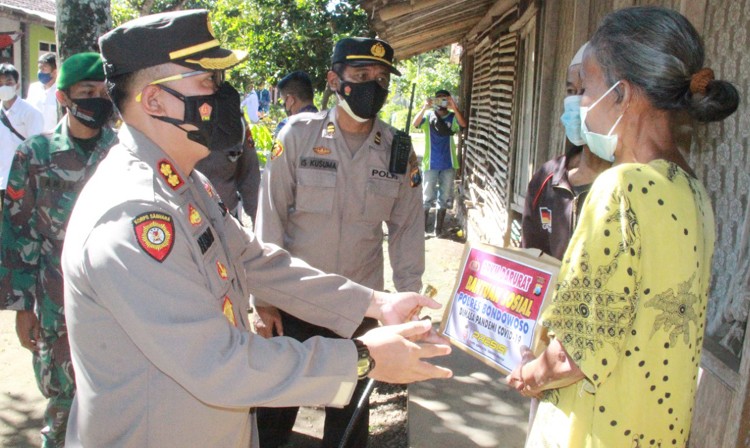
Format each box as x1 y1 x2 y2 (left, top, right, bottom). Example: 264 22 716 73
135 70 225 102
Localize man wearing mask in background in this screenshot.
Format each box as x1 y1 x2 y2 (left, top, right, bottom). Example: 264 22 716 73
412 89 467 237
195 124 261 226
25 52 59 131
274 70 319 136
521 42 611 260
255 37 425 448
0 52 116 448
0 63 44 205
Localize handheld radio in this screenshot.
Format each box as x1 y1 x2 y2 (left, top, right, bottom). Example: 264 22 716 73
389 83 416 175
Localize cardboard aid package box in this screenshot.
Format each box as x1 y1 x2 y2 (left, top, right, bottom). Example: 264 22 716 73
439 243 561 375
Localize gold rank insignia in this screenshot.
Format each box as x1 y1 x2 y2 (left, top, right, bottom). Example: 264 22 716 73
216 260 228 280
132 212 175 262
222 296 237 326
158 160 184 190
374 131 381 145
313 146 331 155
325 122 336 137
188 205 202 226
204 182 215 197
271 140 284 160
198 102 213 121
371 43 386 58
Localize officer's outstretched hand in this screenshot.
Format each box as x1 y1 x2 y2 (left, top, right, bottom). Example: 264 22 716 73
358 319 453 384
367 290 441 327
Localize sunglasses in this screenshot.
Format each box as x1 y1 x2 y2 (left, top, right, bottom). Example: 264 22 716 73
135 70 225 102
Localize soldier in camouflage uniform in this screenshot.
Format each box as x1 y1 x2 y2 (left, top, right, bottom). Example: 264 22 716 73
0 52 116 448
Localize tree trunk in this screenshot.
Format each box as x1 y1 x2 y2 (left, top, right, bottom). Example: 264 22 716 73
56 0 111 61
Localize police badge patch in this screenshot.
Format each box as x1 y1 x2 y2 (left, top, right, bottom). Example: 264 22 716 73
133 212 175 262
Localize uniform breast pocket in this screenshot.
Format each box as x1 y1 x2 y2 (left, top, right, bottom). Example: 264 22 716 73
364 180 400 222
295 169 337 214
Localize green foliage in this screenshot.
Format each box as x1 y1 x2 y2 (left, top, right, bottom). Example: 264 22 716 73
250 122 274 167
212 0 370 93
111 0 213 26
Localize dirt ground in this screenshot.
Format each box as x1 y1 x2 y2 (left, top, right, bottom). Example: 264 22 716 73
0 214 469 448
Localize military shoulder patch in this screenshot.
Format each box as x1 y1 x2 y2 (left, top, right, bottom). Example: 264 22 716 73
132 212 175 262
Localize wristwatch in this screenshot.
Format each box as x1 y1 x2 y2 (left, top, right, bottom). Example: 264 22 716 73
353 339 375 380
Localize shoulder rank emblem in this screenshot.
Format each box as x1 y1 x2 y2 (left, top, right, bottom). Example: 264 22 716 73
325 122 336 137
271 140 284 161
204 182 215 197
313 146 331 155
132 212 175 262
374 131 381 145
222 296 237 326
158 159 184 190
188 204 202 226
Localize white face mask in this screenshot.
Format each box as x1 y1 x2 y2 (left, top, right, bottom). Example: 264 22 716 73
580 81 624 162
0 85 17 102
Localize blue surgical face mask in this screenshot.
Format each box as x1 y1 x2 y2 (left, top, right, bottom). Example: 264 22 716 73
560 95 585 146
37 71 53 85
580 81 624 162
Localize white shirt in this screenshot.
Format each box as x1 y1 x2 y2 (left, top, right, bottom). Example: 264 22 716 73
241 90 259 123
0 97 45 188
25 81 58 131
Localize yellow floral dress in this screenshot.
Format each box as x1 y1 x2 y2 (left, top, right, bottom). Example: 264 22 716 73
527 160 714 448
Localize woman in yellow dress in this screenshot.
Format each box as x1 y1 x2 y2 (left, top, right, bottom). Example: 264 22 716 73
506 6 739 447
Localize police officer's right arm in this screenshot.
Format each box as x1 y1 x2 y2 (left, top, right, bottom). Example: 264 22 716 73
252 127 299 336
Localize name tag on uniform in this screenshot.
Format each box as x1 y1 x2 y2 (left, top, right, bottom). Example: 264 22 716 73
300 157 338 171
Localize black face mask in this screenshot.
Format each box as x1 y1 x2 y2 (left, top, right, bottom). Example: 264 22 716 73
69 97 113 129
153 82 245 152
337 79 388 120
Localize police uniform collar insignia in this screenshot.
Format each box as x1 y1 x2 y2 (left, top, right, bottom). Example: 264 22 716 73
158 159 184 190
132 212 175 262
374 131 381 145
313 146 331 155
216 260 228 279
188 204 202 226
222 296 237 326
325 122 336 138
271 140 285 160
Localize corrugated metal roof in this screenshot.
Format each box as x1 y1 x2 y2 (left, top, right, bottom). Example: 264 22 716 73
0 0 56 24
